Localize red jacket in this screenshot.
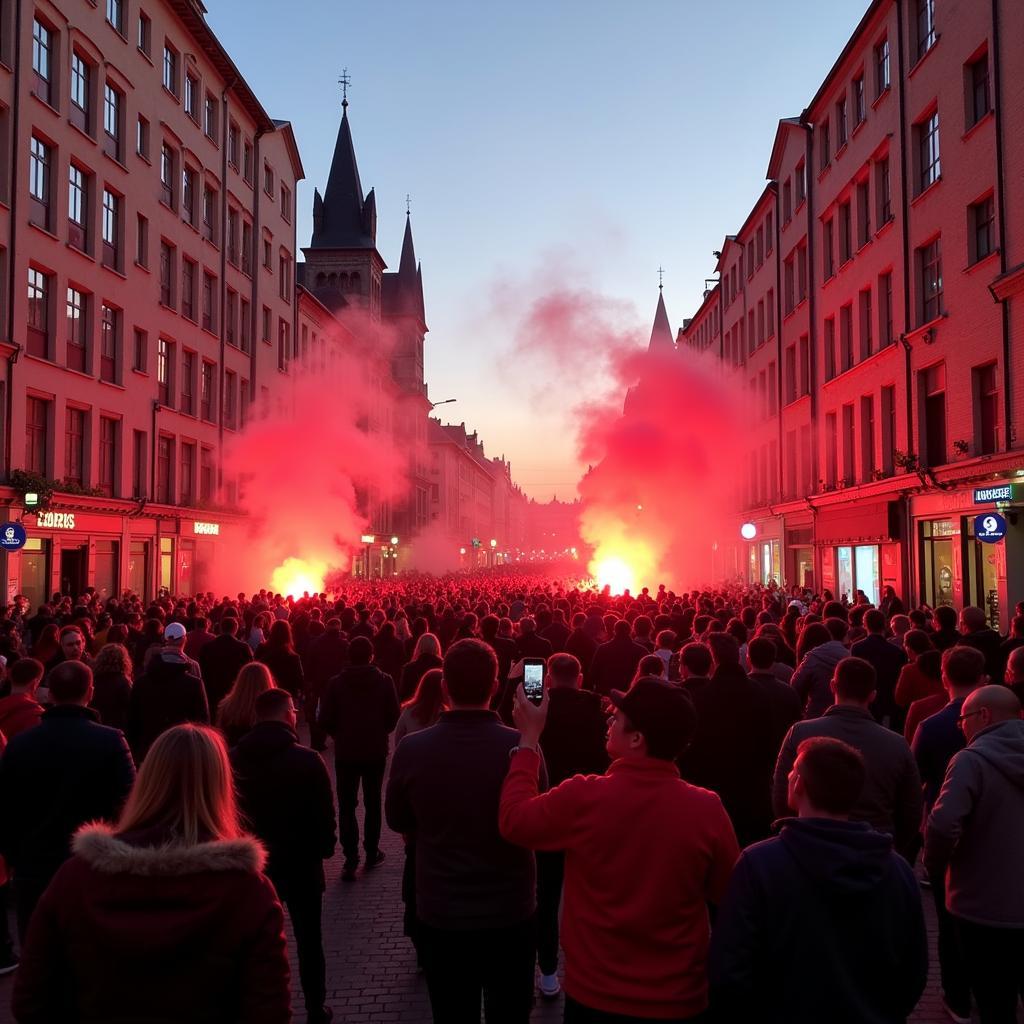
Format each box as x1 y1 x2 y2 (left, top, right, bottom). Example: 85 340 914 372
0 692 44 739
12 823 290 1023
500 751 739 1019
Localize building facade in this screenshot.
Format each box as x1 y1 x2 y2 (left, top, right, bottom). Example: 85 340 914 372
680 0 1024 628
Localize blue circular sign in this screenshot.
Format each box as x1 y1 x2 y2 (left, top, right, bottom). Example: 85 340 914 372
0 522 27 550
974 512 1007 544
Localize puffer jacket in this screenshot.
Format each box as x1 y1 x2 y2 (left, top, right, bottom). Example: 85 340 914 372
791 641 848 718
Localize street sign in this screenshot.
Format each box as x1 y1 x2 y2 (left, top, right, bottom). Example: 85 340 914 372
0 522 27 551
974 512 1007 544
974 484 1016 503
471 538 481 549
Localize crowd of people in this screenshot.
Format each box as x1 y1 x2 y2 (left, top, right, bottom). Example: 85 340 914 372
0 571 1022 1023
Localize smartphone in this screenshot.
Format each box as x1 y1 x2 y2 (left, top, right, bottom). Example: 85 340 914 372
523 658 546 706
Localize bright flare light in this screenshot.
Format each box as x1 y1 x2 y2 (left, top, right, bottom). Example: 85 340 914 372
271 557 327 597
592 555 639 595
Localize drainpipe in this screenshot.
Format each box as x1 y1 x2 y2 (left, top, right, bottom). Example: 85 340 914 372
150 400 159 499
895 0 915 463
774 188 784 503
4 0 24 478
217 80 235 483
250 128 266 415
802 121 819 497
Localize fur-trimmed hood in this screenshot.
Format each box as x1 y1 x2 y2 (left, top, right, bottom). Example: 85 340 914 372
73 822 266 876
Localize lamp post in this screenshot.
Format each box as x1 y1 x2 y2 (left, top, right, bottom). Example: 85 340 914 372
360 534 376 578
490 537 497 568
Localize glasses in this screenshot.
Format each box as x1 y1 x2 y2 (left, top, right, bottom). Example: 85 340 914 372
957 710 984 728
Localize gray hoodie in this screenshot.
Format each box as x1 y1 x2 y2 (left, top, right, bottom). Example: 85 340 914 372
791 640 848 718
925 718 1024 926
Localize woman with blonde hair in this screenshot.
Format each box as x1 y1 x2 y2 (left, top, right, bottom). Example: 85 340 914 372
90 642 134 731
217 662 275 748
398 632 443 702
12 724 290 1023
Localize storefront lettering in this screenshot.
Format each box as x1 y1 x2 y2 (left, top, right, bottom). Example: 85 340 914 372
973 484 1015 503
37 511 76 530
193 522 220 535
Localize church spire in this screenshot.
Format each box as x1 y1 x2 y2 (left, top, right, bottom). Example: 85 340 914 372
391 205 425 320
648 286 674 353
310 80 376 249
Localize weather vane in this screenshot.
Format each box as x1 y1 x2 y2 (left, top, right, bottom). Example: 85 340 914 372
658 265 665 290
406 193 411 215
339 68 351 108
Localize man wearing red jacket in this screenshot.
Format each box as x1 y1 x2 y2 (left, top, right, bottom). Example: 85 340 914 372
500 677 739 1022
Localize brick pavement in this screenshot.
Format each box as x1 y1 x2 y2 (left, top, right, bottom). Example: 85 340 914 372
0 739 1010 1022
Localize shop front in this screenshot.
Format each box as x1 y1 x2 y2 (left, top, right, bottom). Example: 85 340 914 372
816 501 904 607
743 519 783 586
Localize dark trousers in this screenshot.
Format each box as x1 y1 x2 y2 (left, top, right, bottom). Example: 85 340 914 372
930 873 970 1014
564 996 707 1023
0 883 14 959
957 917 1024 1024
335 757 386 863
15 875 51 944
401 841 421 958
305 687 327 749
536 850 565 975
284 885 326 1013
418 917 536 1024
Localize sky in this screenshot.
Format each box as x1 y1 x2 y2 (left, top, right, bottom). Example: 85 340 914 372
207 0 868 501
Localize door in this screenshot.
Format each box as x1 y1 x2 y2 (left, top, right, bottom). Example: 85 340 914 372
59 544 88 597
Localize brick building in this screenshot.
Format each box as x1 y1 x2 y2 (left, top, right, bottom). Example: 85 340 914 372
680 0 1024 628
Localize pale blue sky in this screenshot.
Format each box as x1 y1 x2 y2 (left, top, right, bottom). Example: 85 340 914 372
207 0 867 499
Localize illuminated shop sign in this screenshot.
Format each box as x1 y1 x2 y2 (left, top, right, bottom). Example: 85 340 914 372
37 511 76 529
193 521 220 535
974 484 1016 503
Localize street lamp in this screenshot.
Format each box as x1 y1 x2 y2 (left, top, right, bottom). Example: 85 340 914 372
740 522 757 540
429 398 456 410
489 537 497 568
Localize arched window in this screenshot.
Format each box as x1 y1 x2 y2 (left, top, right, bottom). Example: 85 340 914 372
315 272 326 287
327 272 337 288
339 272 350 291
350 271 361 292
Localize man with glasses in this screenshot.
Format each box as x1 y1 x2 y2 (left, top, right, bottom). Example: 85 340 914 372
910 645 986 1023
926 685 1024 1024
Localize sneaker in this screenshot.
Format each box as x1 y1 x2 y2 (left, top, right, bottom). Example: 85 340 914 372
341 860 359 881
539 973 561 998
364 850 386 870
942 997 971 1024
0 955 18 977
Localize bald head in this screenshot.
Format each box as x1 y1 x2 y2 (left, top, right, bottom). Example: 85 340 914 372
961 684 1022 742
1007 646 1024 683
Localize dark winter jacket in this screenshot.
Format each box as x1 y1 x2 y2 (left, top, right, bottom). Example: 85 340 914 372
710 818 927 1024
255 645 304 699
318 664 399 762
850 634 908 725
399 652 443 703
0 705 135 882
231 721 336 897
910 697 965 813
128 651 210 760
589 635 648 696
302 630 350 696
790 640 848 718
959 627 1004 681
90 670 132 732
539 687 610 787
198 633 253 711
11 824 290 1024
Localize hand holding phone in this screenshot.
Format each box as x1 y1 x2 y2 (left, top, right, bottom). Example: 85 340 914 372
522 658 546 706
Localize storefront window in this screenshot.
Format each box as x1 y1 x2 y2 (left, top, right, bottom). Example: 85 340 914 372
178 539 194 596
921 519 956 608
837 546 853 602
128 540 149 599
965 517 1000 628
854 545 880 605
159 536 174 594
21 538 50 611
94 540 119 599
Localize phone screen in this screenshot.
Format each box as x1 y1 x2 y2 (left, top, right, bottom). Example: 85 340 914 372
523 661 544 704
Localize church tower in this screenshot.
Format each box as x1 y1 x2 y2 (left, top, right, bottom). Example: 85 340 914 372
302 94 386 321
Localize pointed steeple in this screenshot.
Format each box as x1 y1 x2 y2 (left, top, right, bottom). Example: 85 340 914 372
311 104 376 249
648 289 674 353
387 211 426 321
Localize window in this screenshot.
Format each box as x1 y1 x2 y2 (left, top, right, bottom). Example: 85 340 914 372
840 304 853 372
226 289 237 346
967 52 991 128
973 363 999 455
854 74 866 125
757 300 765 346
133 328 147 372
66 287 87 373
825 412 838 489
796 244 807 304
768 361 777 414
32 19 53 105
201 272 216 332
68 165 87 249
227 209 239 265
819 120 831 172
241 221 253 275
157 337 171 405
263 238 272 270
766 290 775 337
200 447 214 502
204 93 217 139
106 0 124 34
859 288 873 360
156 435 173 504
264 162 274 195
240 298 251 352
163 44 179 96
920 362 946 466
225 370 236 429
262 306 271 343
783 256 795 315
917 110 941 193
918 237 943 324
856 180 871 248
99 417 118 497
746 242 754 279
916 0 936 61
136 213 148 267
969 195 995 264
181 258 196 320
70 53 90 130
27 268 50 358
836 96 848 148
879 271 894 347
182 167 197 225
823 217 835 279
132 430 147 498
137 115 150 159
243 139 253 184
65 406 86 485
838 201 852 263
202 184 216 243
180 443 195 506
795 161 806 205
29 136 51 229
279 253 291 301
228 123 240 168
756 227 764 267
875 37 890 96
159 241 175 307
25 397 49 475
842 404 856 485
766 212 774 253
798 335 810 397
100 303 118 382
160 143 175 207
240 379 249 427
824 316 836 380
184 73 198 121
200 361 214 421
278 319 290 369
783 180 792 224
881 385 896 475
137 12 151 55
102 189 120 269
180 350 195 414
870 162 889 235
861 396 876 482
